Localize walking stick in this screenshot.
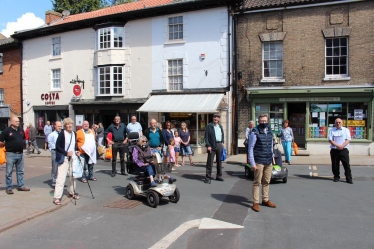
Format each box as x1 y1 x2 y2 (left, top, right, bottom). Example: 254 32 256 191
77 156 95 199
68 156 77 205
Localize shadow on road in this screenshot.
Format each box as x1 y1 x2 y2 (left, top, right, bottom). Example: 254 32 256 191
293 174 332 181
211 193 252 208
180 173 205 182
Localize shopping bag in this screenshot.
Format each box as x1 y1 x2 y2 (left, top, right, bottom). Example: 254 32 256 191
73 156 84 178
105 147 112 159
292 142 299 155
0 147 6 164
221 147 227 162
98 145 105 155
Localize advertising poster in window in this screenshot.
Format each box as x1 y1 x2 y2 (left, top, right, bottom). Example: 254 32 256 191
76 115 84 130
354 109 363 120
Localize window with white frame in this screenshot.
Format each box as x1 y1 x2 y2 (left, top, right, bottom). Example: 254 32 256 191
325 37 348 77
97 27 124 50
98 66 124 95
168 16 183 41
51 69 61 90
0 89 3 105
52 37 61 56
168 59 183 90
263 42 283 79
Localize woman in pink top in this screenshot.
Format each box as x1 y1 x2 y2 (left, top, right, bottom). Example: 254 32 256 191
173 131 181 167
167 138 176 171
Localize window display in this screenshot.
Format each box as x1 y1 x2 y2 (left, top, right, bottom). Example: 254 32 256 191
309 102 367 140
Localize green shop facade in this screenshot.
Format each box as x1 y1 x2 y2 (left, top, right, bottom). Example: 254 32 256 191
246 85 374 155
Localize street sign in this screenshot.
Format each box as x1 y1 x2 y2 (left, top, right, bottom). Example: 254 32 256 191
73 84 82 97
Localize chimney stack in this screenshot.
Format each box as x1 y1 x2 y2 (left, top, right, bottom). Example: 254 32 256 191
45 10 62 25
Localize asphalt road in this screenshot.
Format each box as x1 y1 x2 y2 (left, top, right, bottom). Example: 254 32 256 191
0 160 374 249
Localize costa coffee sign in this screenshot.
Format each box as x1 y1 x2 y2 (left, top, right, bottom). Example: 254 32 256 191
41 93 60 105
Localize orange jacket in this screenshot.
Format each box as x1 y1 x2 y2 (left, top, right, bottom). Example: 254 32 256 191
76 129 96 154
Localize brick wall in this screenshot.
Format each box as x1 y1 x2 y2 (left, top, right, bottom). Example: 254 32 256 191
236 1 374 139
0 47 22 117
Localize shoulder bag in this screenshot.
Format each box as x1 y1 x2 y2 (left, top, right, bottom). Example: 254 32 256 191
56 132 73 165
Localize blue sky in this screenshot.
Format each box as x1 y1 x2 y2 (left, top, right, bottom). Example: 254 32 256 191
0 0 52 37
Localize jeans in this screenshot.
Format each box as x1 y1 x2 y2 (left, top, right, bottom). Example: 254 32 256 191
136 164 155 177
27 140 40 153
51 150 58 184
5 152 25 190
81 153 94 180
112 142 126 174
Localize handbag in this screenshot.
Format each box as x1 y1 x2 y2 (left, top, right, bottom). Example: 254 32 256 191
292 141 299 155
73 156 84 178
243 139 248 146
221 147 227 162
56 133 73 165
0 147 6 164
98 145 105 155
105 147 113 159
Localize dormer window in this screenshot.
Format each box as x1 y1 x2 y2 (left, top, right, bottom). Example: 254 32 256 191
97 27 124 50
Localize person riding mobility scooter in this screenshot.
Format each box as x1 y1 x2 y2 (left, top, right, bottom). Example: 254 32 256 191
125 132 180 208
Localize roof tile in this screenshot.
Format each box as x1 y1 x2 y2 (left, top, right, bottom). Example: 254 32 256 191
244 0 345 9
52 0 174 26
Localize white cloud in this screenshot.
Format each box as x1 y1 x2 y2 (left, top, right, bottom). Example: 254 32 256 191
1 13 44 38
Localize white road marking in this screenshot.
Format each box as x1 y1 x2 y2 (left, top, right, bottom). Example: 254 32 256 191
150 218 243 249
309 172 312 177
199 218 244 229
70 214 104 225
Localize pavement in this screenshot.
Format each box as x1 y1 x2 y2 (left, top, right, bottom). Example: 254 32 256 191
0 148 372 234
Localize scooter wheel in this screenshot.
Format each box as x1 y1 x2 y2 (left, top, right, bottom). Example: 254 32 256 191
147 190 160 208
126 185 135 200
169 188 180 203
245 167 250 178
283 177 288 183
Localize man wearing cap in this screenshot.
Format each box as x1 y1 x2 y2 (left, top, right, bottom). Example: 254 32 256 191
204 113 224 183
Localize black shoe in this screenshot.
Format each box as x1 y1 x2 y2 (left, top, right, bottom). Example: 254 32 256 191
111 173 116 177
346 179 353 184
204 178 211 184
121 171 128 176
333 177 339 182
37 151 41 154
216 177 224 181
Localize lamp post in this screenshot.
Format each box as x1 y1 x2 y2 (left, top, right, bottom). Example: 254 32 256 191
70 75 85 89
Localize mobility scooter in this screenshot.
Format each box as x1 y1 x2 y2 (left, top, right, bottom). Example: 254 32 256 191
125 132 180 208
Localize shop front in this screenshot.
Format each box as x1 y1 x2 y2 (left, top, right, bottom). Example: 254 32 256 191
247 85 374 155
71 100 147 131
137 93 228 154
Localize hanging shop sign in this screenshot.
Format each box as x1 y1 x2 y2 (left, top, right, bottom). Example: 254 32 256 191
73 84 82 97
279 97 340 102
41 93 60 105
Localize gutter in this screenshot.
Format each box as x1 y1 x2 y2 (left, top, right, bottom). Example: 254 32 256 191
236 0 366 14
227 5 232 155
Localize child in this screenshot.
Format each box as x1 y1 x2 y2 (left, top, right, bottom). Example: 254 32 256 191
173 131 181 167
167 137 176 171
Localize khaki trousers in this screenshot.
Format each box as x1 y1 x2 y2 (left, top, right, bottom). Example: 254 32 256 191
252 163 273 204
54 157 76 199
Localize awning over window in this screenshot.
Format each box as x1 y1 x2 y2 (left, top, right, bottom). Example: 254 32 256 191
137 94 224 113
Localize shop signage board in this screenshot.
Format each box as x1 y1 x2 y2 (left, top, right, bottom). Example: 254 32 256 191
279 97 340 102
41 93 60 105
73 84 82 97
170 112 191 118
0 107 10 118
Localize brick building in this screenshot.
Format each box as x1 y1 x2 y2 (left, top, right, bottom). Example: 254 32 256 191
233 0 374 155
0 35 22 130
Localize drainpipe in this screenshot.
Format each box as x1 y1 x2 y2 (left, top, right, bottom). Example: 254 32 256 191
20 43 24 124
233 15 239 155
227 5 232 155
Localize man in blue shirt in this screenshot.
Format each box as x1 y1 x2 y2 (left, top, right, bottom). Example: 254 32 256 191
48 121 62 186
126 116 143 137
248 114 276 212
105 116 128 177
143 118 164 156
204 113 224 184
328 118 352 184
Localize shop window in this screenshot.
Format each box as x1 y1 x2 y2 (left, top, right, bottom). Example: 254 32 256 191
168 16 183 41
263 42 283 80
52 37 61 57
168 59 183 91
97 27 124 50
0 89 3 106
51 69 61 90
97 66 124 96
309 102 367 140
325 37 348 78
